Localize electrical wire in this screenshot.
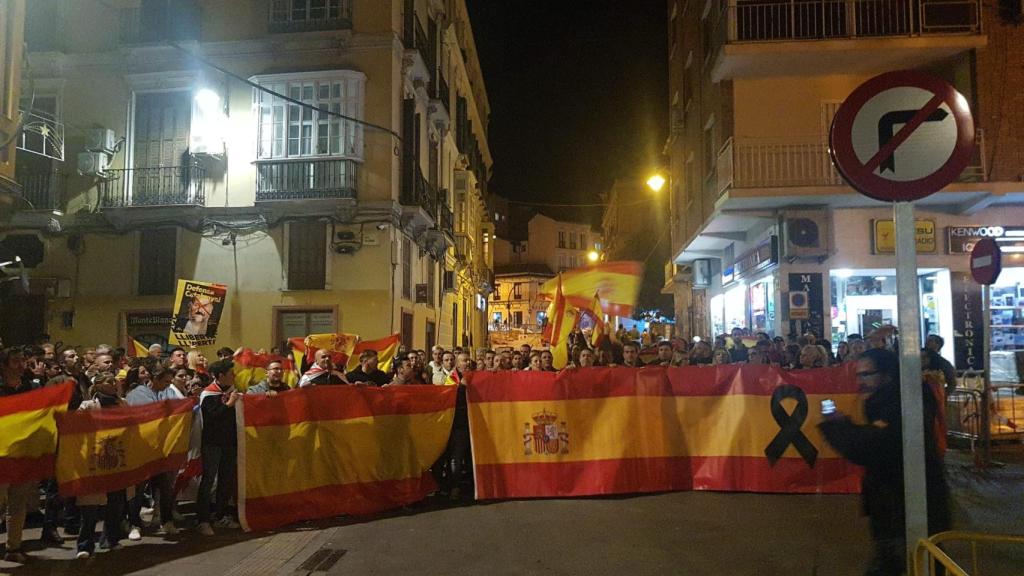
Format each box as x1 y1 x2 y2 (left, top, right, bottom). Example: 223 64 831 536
168 42 402 142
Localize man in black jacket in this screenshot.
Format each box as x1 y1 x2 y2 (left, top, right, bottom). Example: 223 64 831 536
819 348 950 576
196 359 241 536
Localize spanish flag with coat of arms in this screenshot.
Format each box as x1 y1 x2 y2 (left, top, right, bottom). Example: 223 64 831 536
56 399 194 497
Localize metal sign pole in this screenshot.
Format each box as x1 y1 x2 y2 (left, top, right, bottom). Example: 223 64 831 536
894 201 929 567
980 283 992 465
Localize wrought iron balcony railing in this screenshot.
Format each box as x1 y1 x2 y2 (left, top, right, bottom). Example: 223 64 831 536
255 158 357 201
269 0 352 33
437 75 450 113
401 165 437 219
437 202 454 238
721 0 981 44
99 162 206 208
14 171 65 211
118 1 201 45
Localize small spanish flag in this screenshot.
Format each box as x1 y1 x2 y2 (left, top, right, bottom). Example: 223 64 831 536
345 333 401 374
126 338 149 358
233 349 298 391
56 399 194 497
0 383 74 484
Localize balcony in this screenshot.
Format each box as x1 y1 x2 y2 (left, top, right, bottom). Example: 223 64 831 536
99 163 206 208
14 172 65 212
402 13 433 86
716 130 985 193
400 165 438 230
269 0 352 33
709 0 985 81
454 232 472 263
437 201 454 239
255 158 357 202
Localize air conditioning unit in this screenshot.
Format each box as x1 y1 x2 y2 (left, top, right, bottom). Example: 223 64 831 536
77 152 110 176
781 209 831 261
85 128 117 154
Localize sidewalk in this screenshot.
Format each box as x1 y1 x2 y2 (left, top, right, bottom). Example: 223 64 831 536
1 447 1021 575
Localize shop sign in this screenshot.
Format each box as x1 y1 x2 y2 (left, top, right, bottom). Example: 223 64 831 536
125 310 173 330
730 236 779 282
948 225 1024 254
788 273 824 339
950 272 984 371
872 219 936 254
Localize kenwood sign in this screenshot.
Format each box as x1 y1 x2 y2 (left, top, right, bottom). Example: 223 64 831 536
948 225 1024 254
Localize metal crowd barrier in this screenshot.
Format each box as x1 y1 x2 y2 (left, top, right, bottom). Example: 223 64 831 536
913 531 1024 576
945 370 1023 467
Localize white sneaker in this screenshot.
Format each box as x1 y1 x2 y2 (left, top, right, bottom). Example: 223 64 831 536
214 517 240 529
197 522 214 536
161 521 178 536
128 526 142 541
76 550 91 560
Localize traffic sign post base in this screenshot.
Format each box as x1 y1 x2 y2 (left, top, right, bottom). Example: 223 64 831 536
894 201 929 572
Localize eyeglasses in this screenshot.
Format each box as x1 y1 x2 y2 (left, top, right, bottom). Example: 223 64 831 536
856 370 880 379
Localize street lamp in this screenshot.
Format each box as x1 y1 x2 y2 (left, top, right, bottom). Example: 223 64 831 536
646 174 666 193
587 250 600 263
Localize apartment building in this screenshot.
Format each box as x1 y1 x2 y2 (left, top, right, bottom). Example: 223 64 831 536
665 0 1024 370
0 0 494 351
0 0 26 202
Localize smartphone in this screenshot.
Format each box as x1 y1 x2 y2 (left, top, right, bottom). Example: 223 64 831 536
820 399 837 416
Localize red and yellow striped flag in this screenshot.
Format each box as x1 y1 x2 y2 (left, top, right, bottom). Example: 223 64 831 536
345 333 402 373
56 399 194 497
126 338 149 358
238 385 457 532
0 383 74 484
233 348 298 391
540 261 643 317
545 275 577 369
466 364 863 499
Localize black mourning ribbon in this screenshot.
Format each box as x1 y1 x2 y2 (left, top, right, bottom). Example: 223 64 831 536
763 384 818 467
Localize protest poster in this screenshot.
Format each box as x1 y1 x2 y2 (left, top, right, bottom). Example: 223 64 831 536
168 279 227 347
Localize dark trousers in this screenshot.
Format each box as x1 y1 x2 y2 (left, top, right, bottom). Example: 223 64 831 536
41 478 62 532
128 472 173 527
197 444 236 523
76 491 126 554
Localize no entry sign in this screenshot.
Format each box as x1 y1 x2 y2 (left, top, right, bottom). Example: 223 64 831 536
970 238 1002 285
830 71 975 202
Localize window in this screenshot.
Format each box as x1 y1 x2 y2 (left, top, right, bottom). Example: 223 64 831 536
253 71 365 161
425 320 436 351
401 311 414 350
559 254 567 271
276 308 335 343
402 237 412 299
270 0 350 31
138 228 177 295
558 231 566 248
513 283 523 300
287 221 327 290
569 232 577 250
427 260 436 306
513 311 523 327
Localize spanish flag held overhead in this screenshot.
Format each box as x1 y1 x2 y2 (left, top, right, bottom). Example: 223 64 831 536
0 383 74 484
539 261 643 317
345 333 402 374
56 399 194 497
237 385 457 532
126 338 149 358
545 275 577 369
233 349 298 391
467 364 863 500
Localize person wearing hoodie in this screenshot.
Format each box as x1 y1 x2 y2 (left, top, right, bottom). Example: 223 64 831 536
196 359 241 536
125 366 179 539
819 348 950 576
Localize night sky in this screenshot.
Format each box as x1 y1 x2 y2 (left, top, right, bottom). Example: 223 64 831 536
467 1 668 224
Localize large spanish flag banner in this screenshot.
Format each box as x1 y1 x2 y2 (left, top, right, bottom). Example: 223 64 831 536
56 399 194 497
237 385 457 532
0 383 74 484
467 364 864 499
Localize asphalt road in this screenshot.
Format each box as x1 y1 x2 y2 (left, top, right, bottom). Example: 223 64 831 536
2 449 1021 576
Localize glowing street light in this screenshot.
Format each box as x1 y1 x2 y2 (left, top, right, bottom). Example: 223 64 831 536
646 174 666 192
587 250 600 263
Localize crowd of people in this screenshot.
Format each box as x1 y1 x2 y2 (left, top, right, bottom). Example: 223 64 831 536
0 325 958 567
